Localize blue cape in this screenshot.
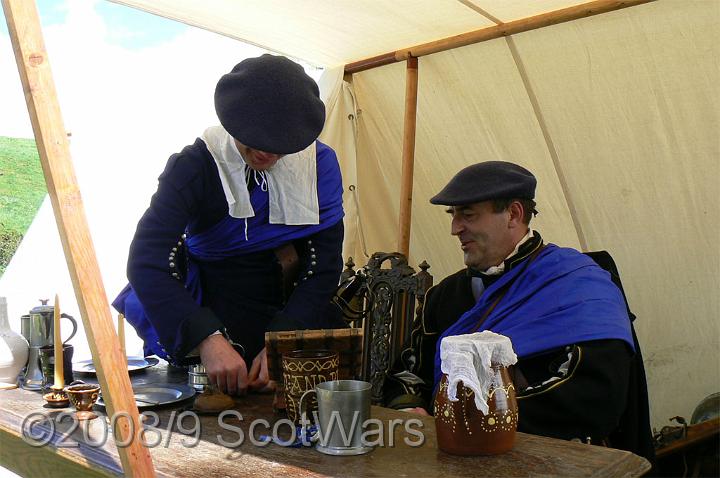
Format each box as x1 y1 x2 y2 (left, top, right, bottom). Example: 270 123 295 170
433 245 634 387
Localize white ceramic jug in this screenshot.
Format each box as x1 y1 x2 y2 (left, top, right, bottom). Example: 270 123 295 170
0 297 29 385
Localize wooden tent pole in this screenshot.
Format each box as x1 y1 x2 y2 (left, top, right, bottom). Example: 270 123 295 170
397 56 419 257
2 1 156 476
346 0 654 74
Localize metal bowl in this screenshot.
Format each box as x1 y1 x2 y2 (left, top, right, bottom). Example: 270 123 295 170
691 392 720 424
188 364 208 391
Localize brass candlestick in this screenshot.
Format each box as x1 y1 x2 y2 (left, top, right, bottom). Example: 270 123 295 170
44 295 69 408
43 385 69 408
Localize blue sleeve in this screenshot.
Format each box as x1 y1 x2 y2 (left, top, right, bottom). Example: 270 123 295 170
315 141 344 218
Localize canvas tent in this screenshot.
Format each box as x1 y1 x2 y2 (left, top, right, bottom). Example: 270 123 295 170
112 0 720 430
2 0 718 474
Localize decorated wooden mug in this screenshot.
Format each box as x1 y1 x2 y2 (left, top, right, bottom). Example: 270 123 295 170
281 349 339 423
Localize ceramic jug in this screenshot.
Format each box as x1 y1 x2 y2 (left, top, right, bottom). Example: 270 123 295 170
434 364 518 455
0 297 29 385
433 331 519 455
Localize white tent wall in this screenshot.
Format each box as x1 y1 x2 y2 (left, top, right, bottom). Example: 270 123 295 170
317 66 362 262
343 0 719 429
511 0 720 429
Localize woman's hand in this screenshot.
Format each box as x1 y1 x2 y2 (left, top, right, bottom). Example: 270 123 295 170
198 334 248 396
248 347 271 391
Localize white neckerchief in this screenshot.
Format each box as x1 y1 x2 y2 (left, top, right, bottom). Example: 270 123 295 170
200 125 319 225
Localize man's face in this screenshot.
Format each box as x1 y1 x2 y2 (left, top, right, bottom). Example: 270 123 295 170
235 139 285 171
447 202 516 270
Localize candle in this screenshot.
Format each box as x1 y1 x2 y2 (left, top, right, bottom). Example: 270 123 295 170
118 313 126 356
53 294 64 388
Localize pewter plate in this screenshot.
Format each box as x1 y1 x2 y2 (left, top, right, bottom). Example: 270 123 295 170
73 356 160 374
97 383 195 409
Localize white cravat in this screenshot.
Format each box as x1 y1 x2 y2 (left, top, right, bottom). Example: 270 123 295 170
200 125 319 225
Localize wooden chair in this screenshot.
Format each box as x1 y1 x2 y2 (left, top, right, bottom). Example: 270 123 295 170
333 252 433 404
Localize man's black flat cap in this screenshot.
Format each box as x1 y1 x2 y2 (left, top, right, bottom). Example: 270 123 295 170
430 161 536 205
214 54 326 155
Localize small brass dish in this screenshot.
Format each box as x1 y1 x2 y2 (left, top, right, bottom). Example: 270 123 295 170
65 382 100 420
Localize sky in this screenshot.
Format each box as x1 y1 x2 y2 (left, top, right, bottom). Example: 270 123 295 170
2 0 188 48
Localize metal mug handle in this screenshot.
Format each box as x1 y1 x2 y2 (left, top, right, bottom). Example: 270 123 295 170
60 313 78 344
298 389 316 424
298 388 318 443
298 388 318 446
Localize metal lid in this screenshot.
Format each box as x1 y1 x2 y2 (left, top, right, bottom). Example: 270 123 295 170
29 299 53 315
188 364 206 374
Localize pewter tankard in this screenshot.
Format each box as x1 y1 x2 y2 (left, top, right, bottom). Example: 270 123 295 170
300 380 374 455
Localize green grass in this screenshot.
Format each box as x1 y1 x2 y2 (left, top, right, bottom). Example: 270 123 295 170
0 136 46 277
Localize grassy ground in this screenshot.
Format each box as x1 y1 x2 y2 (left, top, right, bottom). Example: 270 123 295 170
0 136 46 277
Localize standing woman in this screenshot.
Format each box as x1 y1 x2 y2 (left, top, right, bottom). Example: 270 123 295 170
114 54 345 396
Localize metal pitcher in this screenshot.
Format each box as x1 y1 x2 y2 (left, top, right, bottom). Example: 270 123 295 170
27 299 77 347
22 300 78 390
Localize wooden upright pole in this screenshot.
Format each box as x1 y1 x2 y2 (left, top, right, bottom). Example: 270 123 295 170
2 1 156 476
397 56 419 257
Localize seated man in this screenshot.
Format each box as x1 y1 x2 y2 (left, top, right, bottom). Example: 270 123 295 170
385 161 653 460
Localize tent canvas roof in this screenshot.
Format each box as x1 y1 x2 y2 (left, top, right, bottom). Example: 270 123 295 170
110 0 616 67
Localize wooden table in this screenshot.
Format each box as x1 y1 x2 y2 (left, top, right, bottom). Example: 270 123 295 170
0 363 651 477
